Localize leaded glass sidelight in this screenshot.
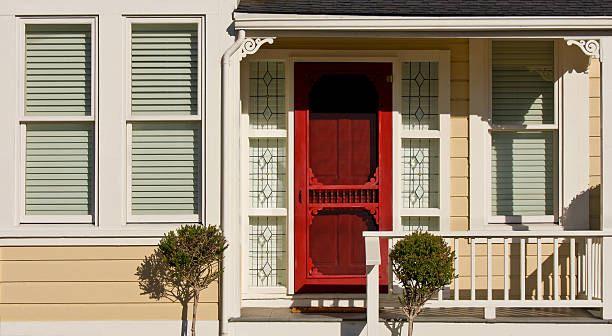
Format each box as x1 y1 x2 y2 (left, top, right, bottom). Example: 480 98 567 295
401 217 440 231
402 62 439 130
401 138 440 208
249 138 287 208
249 62 286 129
249 216 287 286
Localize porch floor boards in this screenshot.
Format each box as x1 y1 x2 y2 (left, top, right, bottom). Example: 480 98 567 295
235 307 610 324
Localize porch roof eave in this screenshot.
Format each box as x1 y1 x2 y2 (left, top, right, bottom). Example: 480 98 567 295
233 12 612 38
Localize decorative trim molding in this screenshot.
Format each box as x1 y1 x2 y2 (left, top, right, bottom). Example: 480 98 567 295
239 37 275 60
566 39 600 59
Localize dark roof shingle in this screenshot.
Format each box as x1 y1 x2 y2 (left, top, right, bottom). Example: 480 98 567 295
236 0 612 17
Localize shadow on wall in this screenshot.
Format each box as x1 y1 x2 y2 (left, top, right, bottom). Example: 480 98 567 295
136 251 192 336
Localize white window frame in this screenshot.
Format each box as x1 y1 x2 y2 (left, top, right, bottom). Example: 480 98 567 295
396 52 451 233
470 39 563 229
124 16 204 224
238 50 451 304
16 16 98 225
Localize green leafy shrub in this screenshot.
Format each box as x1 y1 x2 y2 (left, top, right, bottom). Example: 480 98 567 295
389 231 455 336
137 224 227 336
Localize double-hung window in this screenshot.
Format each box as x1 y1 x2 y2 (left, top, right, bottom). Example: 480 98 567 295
490 41 558 224
19 19 97 224
126 18 203 223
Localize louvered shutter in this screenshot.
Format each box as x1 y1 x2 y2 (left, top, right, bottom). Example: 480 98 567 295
24 24 94 217
491 131 553 216
491 41 555 218
131 123 200 215
131 24 198 116
492 41 554 125
25 24 91 116
25 123 94 215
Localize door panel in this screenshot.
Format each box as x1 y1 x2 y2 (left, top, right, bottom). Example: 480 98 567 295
294 63 392 293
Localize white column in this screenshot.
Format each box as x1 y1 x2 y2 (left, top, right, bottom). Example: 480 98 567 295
600 37 612 320
221 45 243 329
365 235 381 336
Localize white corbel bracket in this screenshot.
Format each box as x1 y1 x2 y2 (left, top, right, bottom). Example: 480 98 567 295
566 39 600 59
239 37 275 60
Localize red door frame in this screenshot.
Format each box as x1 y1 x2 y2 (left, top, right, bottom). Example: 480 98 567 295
294 63 393 293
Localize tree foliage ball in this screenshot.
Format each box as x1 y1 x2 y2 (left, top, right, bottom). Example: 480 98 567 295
389 231 455 294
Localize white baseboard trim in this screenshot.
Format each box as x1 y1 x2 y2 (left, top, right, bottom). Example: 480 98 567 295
0 320 219 336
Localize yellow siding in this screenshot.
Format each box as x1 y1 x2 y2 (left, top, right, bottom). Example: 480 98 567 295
589 58 601 229
0 246 218 321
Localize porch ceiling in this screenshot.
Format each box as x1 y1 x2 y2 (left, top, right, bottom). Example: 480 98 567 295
236 0 612 17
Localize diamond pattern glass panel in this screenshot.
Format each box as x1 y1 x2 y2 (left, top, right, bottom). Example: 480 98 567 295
402 139 439 208
249 216 286 286
249 62 286 129
401 217 440 231
249 139 287 208
402 62 439 130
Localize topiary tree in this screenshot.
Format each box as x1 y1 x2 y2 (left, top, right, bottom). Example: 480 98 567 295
389 231 455 336
136 224 227 336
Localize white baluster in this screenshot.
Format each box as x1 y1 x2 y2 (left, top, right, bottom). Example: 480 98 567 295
553 238 559 301
487 238 492 301
471 238 476 301
570 238 576 300
520 238 526 301
537 238 542 301
587 237 593 301
504 238 509 301
454 238 459 301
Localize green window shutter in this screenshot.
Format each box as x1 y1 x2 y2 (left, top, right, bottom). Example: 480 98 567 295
491 131 554 216
25 24 91 116
131 24 198 116
25 123 94 215
131 122 200 215
492 41 554 125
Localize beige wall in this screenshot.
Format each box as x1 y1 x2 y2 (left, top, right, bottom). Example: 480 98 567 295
590 58 602 230
0 246 218 321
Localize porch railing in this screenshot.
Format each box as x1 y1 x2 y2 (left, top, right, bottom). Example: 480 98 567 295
363 231 612 335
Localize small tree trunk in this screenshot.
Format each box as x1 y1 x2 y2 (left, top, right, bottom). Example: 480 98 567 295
407 316 414 336
191 290 199 336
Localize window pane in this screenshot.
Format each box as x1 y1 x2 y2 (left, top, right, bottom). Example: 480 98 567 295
491 131 554 216
249 138 287 208
401 138 439 208
249 62 286 129
249 216 286 287
131 122 200 215
25 123 94 215
25 24 92 116
131 24 198 116
402 62 439 130
492 41 554 125
401 217 439 231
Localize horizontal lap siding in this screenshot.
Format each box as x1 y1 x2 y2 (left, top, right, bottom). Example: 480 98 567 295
0 246 218 321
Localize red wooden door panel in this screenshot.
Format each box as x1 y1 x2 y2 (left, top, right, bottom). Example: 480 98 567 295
295 63 392 293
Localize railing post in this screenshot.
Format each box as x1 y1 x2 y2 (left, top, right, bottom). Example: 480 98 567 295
602 236 612 319
365 235 381 335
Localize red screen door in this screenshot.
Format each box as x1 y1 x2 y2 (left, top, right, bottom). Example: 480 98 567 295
294 63 392 293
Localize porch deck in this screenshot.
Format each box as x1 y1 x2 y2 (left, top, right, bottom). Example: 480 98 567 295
235 307 609 324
